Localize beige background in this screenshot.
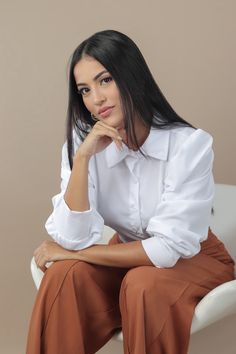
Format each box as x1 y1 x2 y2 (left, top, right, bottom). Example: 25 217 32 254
0 0 235 353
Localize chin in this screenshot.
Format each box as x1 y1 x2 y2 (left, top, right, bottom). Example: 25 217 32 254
112 118 125 129
104 117 124 129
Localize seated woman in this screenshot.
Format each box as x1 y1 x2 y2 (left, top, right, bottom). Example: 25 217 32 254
26 29 235 354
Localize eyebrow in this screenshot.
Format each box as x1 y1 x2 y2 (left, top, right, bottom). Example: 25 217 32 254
76 70 109 87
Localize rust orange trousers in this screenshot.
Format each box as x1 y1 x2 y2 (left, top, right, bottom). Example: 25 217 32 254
26 227 235 354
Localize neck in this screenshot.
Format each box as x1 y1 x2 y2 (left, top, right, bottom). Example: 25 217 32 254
126 124 150 151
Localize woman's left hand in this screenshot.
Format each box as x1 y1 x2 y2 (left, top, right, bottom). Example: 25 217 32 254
33 240 73 272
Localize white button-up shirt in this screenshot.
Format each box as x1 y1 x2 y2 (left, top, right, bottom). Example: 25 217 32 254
45 125 215 268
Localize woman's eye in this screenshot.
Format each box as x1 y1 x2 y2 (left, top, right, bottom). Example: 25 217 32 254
78 88 89 96
101 76 113 84
77 76 113 96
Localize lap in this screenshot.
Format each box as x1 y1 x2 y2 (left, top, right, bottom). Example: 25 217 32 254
41 229 234 301
119 228 234 297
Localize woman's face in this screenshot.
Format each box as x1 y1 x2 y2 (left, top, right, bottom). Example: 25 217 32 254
73 55 125 130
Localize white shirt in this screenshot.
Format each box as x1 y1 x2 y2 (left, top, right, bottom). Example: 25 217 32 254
45 125 215 268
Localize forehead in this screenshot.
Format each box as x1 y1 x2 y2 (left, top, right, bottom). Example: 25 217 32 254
73 56 106 81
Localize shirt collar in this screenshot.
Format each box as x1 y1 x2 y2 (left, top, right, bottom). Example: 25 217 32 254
105 126 170 168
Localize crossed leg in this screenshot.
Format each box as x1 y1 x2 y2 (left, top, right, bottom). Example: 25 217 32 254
119 250 234 354
26 230 234 354
26 257 128 354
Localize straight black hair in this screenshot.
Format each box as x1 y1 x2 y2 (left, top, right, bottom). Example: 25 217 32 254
65 29 214 215
66 29 197 167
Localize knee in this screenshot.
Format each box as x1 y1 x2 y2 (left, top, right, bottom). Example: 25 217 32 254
45 259 78 276
119 267 186 309
119 266 177 299
42 259 89 289
120 266 158 295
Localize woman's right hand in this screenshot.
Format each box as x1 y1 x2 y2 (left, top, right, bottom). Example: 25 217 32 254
75 121 125 159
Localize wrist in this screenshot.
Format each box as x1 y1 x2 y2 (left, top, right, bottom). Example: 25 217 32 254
74 150 91 162
67 249 85 261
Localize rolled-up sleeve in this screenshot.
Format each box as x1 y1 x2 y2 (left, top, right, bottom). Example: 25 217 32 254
45 139 104 250
141 129 215 268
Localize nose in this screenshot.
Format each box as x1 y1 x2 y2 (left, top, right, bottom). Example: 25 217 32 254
93 87 106 105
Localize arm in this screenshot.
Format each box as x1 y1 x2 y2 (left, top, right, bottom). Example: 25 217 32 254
141 129 215 268
44 122 124 251
45 138 104 250
39 129 214 270
34 238 153 271
71 241 154 267
36 124 154 270
64 153 90 212
72 130 214 268
43 136 153 268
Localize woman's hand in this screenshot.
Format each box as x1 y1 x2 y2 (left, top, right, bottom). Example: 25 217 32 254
33 240 73 272
76 121 127 158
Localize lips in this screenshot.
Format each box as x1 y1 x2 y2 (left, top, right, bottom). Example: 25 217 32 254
98 106 114 114
98 106 114 118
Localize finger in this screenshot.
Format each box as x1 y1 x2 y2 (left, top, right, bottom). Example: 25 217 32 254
113 138 123 151
39 265 47 273
40 265 48 273
96 126 123 146
38 256 48 273
93 123 123 151
108 134 123 150
96 121 123 140
95 120 126 141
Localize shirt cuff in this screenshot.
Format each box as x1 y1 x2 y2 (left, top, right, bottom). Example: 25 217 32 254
49 231 102 250
141 236 181 268
52 196 103 241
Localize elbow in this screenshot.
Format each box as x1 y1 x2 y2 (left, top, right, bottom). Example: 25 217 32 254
141 237 180 268
154 255 179 268
45 214 103 250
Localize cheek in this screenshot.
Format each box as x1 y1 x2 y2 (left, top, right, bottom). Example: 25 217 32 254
82 98 92 111
111 87 121 105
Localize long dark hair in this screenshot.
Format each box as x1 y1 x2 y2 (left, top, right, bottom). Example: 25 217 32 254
65 29 215 216
66 29 196 169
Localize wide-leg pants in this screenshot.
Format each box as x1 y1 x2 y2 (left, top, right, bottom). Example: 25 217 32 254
26 227 235 354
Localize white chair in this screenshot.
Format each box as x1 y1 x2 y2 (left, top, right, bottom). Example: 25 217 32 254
30 183 236 341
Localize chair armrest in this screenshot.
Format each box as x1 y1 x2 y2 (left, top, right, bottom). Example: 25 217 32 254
190 279 236 333
30 257 53 289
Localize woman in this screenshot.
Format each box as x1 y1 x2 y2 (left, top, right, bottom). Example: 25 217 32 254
26 29 235 354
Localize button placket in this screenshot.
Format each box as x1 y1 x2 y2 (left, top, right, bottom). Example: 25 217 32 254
136 162 144 234
129 158 142 233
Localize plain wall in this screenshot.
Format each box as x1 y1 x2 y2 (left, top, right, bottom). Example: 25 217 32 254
0 0 235 353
